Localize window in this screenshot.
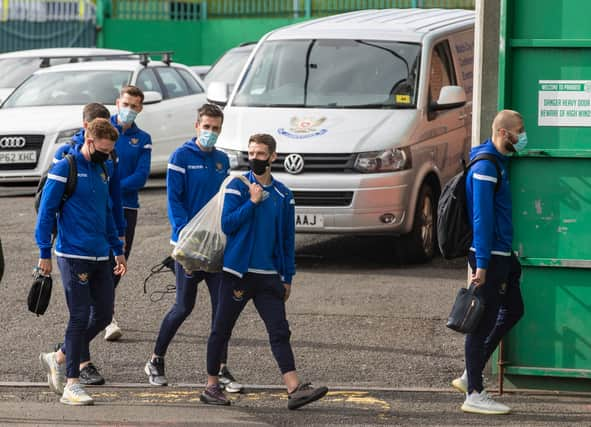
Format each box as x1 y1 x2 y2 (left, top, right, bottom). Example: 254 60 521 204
136 69 162 94
156 67 189 99
429 41 457 103
233 39 421 109
177 68 203 94
3 70 131 107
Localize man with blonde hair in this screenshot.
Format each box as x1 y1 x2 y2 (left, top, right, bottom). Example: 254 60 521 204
37 118 127 406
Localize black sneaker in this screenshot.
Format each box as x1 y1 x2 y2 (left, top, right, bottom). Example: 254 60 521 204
144 357 168 386
200 383 231 406
287 382 328 410
79 363 105 386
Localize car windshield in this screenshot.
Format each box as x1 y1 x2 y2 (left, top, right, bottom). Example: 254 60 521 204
2 70 132 107
233 39 421 109
203 48 252 88
0 58 50 88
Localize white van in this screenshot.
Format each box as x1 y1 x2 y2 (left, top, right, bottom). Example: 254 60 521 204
208 8 474 261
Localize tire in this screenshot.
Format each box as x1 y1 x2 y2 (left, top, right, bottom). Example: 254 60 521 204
405 184 437 263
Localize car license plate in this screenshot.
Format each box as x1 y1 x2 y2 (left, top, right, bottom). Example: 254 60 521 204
0 150 37 164
296 213 324 228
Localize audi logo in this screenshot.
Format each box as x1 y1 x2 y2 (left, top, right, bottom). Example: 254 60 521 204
284 153 305 174
0 136 26 149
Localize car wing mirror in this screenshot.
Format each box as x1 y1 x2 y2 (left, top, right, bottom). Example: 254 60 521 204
143 91 163 105
430 85 467 111
207 81 229 107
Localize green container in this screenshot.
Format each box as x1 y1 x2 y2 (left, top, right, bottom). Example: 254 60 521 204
498 0 591 392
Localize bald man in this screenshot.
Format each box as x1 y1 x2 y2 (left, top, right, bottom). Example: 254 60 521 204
452 110 526 415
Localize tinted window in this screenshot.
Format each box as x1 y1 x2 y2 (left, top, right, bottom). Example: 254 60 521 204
429 41 457 103
177 68 203 94
3 70 131 107
136 68 162 93
156 68 189 99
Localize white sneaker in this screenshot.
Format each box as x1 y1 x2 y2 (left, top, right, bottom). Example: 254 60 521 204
104 319 122 341
451 369 468 394
39 352 66 395
461 390 511 415
60 382 94 406
218 366 244 394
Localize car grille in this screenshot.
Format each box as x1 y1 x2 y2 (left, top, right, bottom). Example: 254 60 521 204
0 134 44 170
292 191 353 207
239 152 356 173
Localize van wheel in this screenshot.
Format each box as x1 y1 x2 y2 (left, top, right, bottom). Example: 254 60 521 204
405 184 437 263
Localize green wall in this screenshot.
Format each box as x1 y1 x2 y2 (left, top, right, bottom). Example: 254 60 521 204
100 18 305 65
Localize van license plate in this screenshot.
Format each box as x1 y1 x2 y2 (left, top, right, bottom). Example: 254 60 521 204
296 213 324 228
0 150 37 164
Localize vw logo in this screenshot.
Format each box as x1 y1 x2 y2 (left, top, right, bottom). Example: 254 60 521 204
0 136 26 149
284 153 304 174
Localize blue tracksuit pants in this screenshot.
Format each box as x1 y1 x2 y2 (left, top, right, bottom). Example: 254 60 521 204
153 261 229 363
465 252 524 393
207 272 295 376
57 257 114 378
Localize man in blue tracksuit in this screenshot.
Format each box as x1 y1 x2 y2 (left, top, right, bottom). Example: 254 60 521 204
453 110 526 415
103 85 152 343
201 133 328 410
37 118 127 406
52 102 126 386
145 104 242 393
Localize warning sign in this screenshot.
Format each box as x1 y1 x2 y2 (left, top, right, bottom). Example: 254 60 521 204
538 80 591 126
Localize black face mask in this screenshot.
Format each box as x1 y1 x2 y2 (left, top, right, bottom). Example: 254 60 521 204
249 157 270 175
90 144 110 163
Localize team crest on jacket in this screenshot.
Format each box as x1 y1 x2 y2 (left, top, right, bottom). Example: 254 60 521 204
232 289 245 301
100 172 107 183
216 162 224 171
130 138 139 145
77 273 89 284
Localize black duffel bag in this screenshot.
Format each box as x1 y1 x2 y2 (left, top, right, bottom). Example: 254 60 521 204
446 284 484 334
27 270 53 316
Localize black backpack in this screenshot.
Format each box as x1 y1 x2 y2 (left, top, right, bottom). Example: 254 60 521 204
34 154 77 214
437 154 501 259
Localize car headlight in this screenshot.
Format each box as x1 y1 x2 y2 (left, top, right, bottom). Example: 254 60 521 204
354 148 410 173
217 148 244 170
55 128 80 145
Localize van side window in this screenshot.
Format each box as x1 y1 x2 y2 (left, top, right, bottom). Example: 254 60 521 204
429 41 457 104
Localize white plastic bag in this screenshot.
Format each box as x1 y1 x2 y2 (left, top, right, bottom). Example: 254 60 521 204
172 175 249 273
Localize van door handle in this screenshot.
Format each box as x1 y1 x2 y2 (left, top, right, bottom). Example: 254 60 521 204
458 114 468 120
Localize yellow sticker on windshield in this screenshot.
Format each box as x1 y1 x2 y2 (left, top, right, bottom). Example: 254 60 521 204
395 94 411 104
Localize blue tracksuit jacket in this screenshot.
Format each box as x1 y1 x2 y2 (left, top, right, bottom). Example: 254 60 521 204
36 147 123 260
54 130 125 237
167 139 230 244
221 171 296 285
110 114 152 209
466 139 513 269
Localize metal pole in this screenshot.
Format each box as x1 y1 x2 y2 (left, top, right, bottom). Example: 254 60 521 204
200 0 207 21
294 0 299 18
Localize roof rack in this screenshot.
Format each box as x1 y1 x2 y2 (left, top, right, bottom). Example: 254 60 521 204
36 51 174 68
135 51 174 67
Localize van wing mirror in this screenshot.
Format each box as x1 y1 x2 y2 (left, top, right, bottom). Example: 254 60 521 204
430 85 466 111
143 91 163 105
207 81 229 107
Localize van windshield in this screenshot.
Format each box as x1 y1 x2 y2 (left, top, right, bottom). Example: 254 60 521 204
233 39 420 109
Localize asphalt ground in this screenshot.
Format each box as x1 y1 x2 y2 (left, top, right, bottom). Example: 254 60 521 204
0 179 589 426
